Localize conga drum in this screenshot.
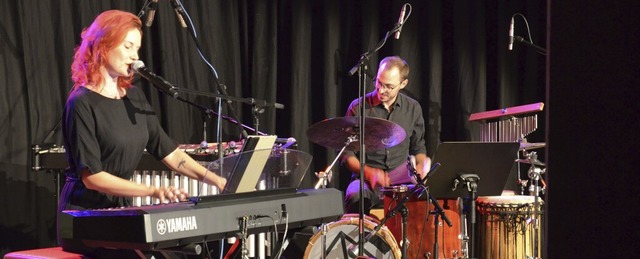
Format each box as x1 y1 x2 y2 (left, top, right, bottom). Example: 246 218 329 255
382 185 463 259
303 214 402 258
477 195 544 259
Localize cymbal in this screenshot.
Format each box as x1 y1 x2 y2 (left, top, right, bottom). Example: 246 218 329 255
515 159 546 167
306 117 406 152
519 142 546 150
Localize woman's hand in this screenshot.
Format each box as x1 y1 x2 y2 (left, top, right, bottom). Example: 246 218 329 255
214 175 227 191
152 186 189 204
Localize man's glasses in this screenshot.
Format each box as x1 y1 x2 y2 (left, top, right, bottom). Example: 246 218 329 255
373 78 402 91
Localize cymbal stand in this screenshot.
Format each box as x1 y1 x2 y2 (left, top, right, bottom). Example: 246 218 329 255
314 135 357 189
526 152 545 259
517 149 527 195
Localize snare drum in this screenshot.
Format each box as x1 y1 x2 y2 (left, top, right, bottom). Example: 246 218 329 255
381 185 463 259
477 195 544 259
303 214 401 258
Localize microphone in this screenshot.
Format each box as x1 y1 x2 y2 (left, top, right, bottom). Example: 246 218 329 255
169 0 188 28
145 0 158 27
131 61 179 98
508 17 515 50
394 4 408 40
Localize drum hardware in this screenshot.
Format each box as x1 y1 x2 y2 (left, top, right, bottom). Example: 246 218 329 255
354 162 452 259
524 152 545 259
304 214 402 258
348 184 424 259
516 139 546 193
398 204 410 257
518 141 546 151
515 158 546 167
313 135 358 189
307 116 407 257
458 200 470 258
320 223 328 259
411 162 458 259
425 188 454 259
452 173 480 259
518 151 546 196
518 179 529 195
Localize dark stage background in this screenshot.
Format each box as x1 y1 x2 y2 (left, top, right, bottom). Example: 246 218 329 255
4 0 635 258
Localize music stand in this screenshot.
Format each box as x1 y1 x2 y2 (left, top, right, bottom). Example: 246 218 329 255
221 135 277 194
425 141 520 258
426 141 519 198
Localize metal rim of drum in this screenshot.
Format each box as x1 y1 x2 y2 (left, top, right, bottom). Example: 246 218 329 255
303 216 402 258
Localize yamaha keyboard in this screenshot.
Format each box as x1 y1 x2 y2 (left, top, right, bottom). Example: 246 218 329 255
59 188 344 251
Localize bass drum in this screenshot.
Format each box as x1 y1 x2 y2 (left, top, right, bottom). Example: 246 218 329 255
303 214 401 258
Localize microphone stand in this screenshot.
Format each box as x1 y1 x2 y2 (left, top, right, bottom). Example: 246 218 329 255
149 85 268 144
425 188 453 259
416 162 454 259
348 21 402 257
349 162 446 259
136 0 154 19
171 0 250 163
168 4 275 256
169 87 284 114
356 185 421 259
513 35 547 55
455 173 480 258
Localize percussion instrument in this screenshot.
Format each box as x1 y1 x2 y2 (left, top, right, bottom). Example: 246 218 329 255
381 185 463 259
131 142 242 206
303 214 401 258
306 116 406 152
468 102 547 197
518 141 545 151
477 195 544 259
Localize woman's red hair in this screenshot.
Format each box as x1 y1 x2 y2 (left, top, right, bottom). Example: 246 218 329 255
71 10 142 91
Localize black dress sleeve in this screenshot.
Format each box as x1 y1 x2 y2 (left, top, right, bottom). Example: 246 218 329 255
63 88 104 176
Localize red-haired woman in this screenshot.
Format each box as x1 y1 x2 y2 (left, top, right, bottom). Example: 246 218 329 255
58 10 226 256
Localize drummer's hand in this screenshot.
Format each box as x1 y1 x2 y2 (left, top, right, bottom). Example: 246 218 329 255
153 186 189 204
365 167 390 189
416 154 432 182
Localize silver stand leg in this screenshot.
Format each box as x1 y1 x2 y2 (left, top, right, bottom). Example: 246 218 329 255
458 199 470 258
314 136 357 189
240 216 250 259
320 223 328 259
525 151 545 259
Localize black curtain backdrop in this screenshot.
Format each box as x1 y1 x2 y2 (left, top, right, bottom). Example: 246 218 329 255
0 0 546 255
